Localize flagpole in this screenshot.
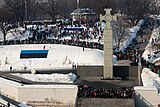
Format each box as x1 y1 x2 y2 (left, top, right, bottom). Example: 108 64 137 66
25 0 27 21
77 0 79 8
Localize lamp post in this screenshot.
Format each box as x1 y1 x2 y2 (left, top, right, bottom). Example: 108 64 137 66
25 0 27 21
77 0 79 9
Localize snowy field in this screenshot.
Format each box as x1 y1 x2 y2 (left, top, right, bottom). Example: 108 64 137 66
11 73 77 83
0 44 117 71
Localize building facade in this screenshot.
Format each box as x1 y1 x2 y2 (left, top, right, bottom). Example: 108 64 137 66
71 8 96 22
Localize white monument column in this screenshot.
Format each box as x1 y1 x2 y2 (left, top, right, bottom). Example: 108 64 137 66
100 9 116 78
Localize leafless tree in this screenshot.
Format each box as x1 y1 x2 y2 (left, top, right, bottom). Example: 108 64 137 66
113 16 132 49
0 22 7 42
58 0 76 18
4 0 25 22
26 0 38 21
38 0 60 20
117 0 153 25
0 6 15 42
79 0 109 15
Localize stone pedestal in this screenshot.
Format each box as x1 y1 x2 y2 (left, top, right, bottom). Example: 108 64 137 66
104 27 113 78
100 9 116 78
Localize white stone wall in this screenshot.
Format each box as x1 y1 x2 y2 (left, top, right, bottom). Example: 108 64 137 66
0 77 78 107
0 78 19 100
18 86 78 106
141 68 160 88
134 86 160 107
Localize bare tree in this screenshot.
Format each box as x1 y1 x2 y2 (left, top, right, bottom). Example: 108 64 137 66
117 0 152 25
38 0 60 20
80 0 109 15
0 22 7 42
26 0 38 21
58 0 76 18
4 0 25 22
113 16 131 49
0 6 15 42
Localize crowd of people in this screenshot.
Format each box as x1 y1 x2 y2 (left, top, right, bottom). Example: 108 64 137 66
140 26 160 74
1 19 145 64
114 37 142 66
77 85 134 99
141 57 160 74
0 20 104 51
114 19 153 65
1 37 104 51
0 19 154 66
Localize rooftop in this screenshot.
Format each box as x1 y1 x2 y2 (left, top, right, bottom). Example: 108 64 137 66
71 8 96 15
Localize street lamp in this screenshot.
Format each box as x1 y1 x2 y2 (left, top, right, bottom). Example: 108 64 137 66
77 0 79 9
25 0 27 21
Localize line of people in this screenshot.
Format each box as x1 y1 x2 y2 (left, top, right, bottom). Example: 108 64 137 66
0 20 104 51
141 58 160 74
77 85 134 99
0 37 104 51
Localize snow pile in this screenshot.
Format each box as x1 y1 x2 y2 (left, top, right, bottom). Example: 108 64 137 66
12 73 77 83
142 27 160 62
118 20 144 52
0 44 117 71
141 68 160 88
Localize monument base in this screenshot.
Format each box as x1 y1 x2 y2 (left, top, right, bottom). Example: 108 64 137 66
101 76 122 80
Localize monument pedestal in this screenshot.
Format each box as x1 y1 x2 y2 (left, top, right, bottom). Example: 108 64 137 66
103 28 113 78
100 9 115 79
100 9 119 79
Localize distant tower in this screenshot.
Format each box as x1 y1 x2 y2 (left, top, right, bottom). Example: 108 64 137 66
77 0 79 8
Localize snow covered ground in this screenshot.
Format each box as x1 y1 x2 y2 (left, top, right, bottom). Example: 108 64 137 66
0 44 117 71
0 20 144 52
142 27 160 62
0 27 25 41
11 73 77 83
118 20 144 52
141 26 160 89
141 68 160 88
0 20 144 72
